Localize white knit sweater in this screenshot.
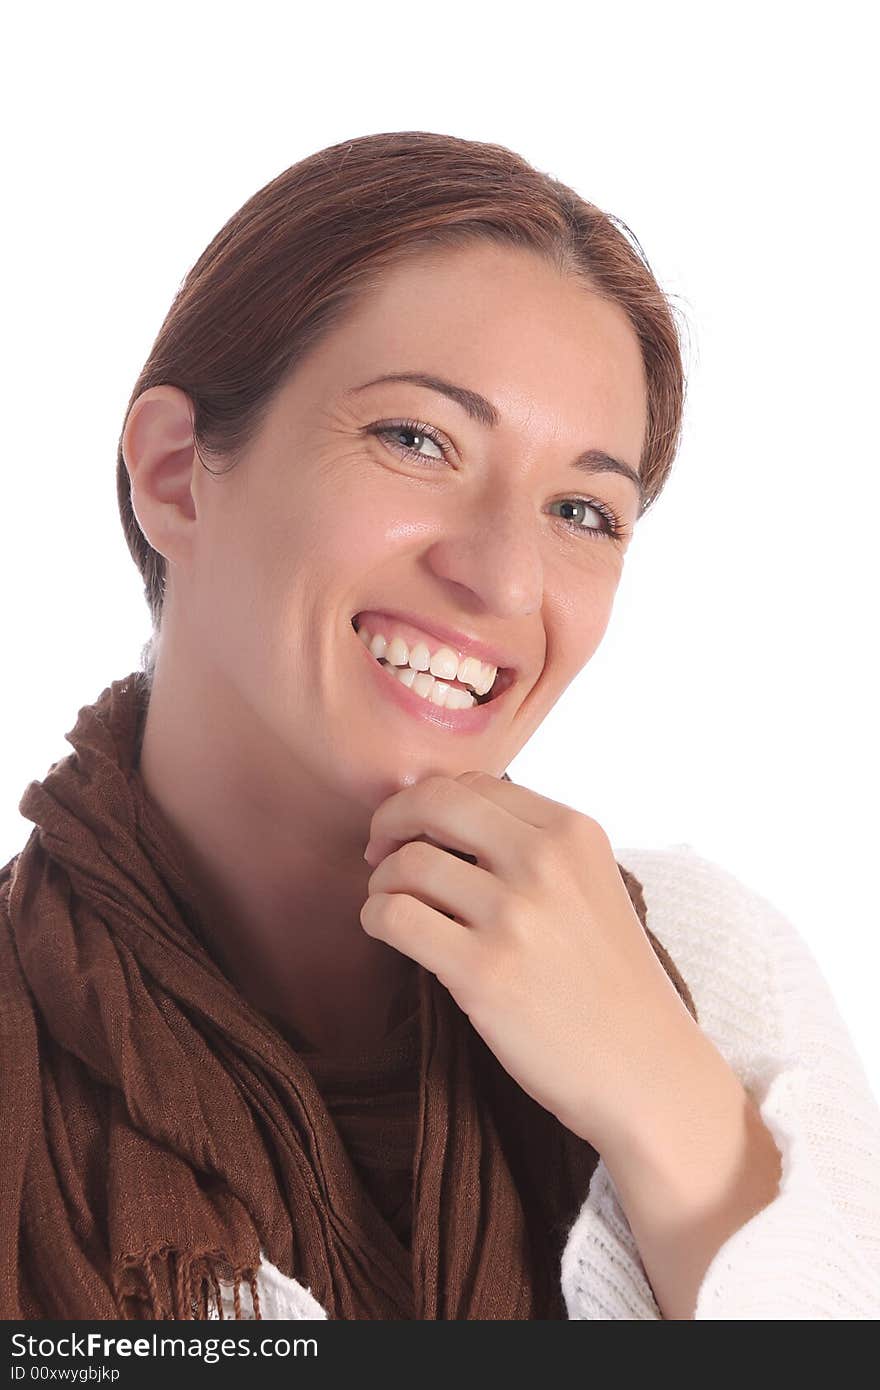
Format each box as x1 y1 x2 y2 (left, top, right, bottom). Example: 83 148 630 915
209 845 880 1321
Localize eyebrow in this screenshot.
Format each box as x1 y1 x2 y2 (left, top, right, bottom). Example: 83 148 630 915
347 371 644 505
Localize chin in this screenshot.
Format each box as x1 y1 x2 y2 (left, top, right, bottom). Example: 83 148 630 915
344 757 445 808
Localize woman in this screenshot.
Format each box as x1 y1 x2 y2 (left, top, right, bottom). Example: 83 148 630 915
1 131 878 1322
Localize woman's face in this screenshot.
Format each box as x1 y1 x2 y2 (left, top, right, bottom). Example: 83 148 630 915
161 242 648 809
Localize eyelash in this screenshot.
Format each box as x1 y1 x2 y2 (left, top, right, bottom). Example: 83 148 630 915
368 418 628 543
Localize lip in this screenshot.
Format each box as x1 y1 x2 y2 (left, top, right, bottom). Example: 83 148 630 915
353 620 517 733
351 607 519 674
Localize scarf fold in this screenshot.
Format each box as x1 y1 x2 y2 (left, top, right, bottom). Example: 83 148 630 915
0 672 698 1320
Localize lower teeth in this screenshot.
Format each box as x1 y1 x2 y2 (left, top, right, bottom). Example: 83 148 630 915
377 657 483 709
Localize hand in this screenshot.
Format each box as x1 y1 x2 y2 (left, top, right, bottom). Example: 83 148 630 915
360 770 698 1148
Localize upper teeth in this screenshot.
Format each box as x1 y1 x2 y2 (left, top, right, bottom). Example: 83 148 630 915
356 622 498 697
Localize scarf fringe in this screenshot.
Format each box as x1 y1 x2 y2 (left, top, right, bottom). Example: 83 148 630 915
114 1246 262 1320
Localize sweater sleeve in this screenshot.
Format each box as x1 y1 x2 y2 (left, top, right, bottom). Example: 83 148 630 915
560 844 880 1319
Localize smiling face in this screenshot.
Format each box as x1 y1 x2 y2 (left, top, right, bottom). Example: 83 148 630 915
162 240 648 807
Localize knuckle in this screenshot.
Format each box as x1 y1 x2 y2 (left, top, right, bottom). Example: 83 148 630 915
557 805 586 837
524 836 566 887
397 839 432 871
491 889 525 936
383 892 413 933
421 776 457 809
558 807 605 851
582 813 611 852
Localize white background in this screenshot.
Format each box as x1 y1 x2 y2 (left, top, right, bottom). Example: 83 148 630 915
2 2 877 1102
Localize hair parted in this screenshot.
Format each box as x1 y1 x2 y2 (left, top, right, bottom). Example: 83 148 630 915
116 130 690 685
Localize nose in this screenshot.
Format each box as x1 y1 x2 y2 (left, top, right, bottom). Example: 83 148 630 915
424 497 544 621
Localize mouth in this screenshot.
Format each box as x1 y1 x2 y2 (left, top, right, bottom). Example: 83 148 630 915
350 615 516 708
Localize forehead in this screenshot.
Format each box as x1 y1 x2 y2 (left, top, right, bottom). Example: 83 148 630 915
288 243 647 456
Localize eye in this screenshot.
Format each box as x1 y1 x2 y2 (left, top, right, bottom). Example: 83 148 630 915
366 417 629 543
367 418 448 464
549 497 629 543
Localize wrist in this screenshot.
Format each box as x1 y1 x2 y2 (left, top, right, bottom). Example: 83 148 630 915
576 1006 783 1322
597 1020 780 1224
595 1012 743 1185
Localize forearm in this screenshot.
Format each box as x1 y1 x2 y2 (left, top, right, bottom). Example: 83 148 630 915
595 1017 783 1320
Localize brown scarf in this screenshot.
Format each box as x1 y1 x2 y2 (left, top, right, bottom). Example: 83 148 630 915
0 672 697 1321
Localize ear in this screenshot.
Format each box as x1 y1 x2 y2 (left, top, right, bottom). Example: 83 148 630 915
122 384 201 553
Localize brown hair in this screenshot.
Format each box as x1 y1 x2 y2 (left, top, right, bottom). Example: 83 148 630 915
115 130 690 681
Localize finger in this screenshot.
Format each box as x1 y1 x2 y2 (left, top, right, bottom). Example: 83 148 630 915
359 889 482 998
366 838 506 931
365 775 530 875
455 769 576 829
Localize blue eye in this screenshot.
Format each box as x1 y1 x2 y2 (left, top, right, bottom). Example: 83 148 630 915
367 418 628 543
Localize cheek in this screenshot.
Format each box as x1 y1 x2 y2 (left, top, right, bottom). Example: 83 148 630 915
309 474 432 579
577 593 617 658
543 583 620 686
198 481 404 670
183 484 307 677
